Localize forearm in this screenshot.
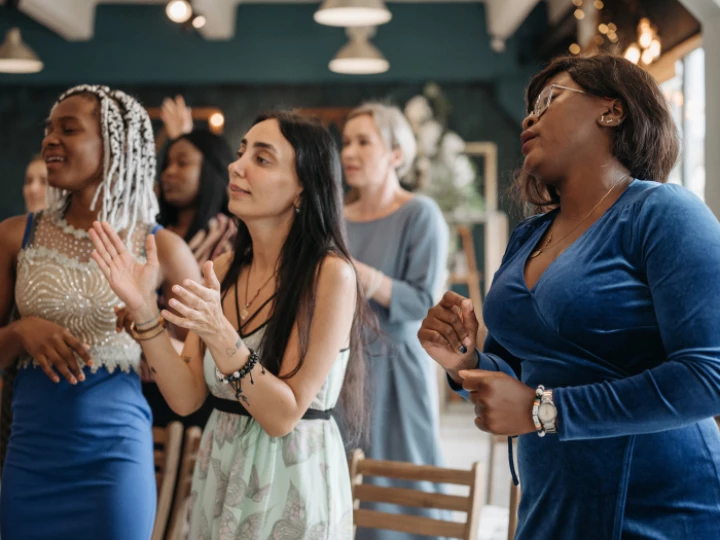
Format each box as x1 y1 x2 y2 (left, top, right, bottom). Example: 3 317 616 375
209 331 312 438
134 306 206 415
356 260 392 308
555 357 720 441
0 321 26 369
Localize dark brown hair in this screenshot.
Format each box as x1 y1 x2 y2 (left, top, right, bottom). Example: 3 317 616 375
515 54 680 211
221 111 368 446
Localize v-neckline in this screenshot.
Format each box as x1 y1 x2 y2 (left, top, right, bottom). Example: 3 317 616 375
522 179 636 293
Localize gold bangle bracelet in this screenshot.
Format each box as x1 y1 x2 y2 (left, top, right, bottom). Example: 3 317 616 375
135 326 167 342
130 318 166 340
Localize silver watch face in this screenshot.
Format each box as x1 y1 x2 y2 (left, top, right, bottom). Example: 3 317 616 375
538 402 557 423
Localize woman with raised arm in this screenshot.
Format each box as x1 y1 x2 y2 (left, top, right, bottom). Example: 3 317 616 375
420 54 720 539
0 85 200 540
91 111 366 539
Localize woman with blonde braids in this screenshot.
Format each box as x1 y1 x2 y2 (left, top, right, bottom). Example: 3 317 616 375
0 85 200 539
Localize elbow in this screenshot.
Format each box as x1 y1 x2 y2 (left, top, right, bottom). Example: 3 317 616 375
169 393 207 418
259 416 301 439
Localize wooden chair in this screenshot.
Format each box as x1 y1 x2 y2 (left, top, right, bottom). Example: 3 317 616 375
151 422 183 540
349 449 484 539
166 426 203 540
507 480 521 540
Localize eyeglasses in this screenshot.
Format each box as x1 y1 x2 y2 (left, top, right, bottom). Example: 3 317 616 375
531 84 587 118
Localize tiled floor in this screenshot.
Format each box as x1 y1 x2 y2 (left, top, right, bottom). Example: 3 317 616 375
438 401 512 540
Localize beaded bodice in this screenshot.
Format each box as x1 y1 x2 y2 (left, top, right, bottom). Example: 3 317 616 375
15 213 151 374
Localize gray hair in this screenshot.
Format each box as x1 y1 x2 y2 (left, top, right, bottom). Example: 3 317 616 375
48 85 158 240
347 102 417 178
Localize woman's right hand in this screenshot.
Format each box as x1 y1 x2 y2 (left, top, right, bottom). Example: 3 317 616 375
14 316 92 384
418 291 479 376
90 221 161 319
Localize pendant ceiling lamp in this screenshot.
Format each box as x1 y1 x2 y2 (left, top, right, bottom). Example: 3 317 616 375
329 27 389 75
315 0 392 28
0 28 43 74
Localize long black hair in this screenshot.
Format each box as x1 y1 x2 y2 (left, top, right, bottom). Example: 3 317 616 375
157 129 234 241
221 111 368 446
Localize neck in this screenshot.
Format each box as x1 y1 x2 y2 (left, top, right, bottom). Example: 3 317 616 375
353 173 402 216
554 158 631 222
63 183 102 230
245 213 293 276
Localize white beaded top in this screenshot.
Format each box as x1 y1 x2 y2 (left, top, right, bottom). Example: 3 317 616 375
15 212 152 375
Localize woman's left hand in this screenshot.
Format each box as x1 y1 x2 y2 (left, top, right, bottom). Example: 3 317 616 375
160 260 229 342
459 370 538 437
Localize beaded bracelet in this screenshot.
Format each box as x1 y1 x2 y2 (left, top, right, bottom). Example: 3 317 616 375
215 348 266 403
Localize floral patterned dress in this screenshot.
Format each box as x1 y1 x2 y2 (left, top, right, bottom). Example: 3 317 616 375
188 325 353 540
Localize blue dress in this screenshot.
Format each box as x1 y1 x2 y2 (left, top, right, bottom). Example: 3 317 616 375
454 180 720 539
0 212 156 540
347 196 449 540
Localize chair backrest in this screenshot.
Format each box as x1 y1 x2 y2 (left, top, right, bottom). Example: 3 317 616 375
349 449 484 540
151 422 183 540
166 426 203 540
507 480 521 540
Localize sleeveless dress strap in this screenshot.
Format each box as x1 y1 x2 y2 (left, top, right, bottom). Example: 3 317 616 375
21 212 40 250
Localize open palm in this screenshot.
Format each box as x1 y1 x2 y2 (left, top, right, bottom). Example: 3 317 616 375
89 221 161 313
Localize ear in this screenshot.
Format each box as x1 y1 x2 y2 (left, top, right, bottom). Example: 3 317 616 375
390 146 404 169
597 98 625 128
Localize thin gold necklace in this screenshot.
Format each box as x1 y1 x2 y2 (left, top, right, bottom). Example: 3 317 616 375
529 176 629 259
241 264 276 321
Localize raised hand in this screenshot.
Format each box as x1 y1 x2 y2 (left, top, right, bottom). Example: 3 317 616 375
418 291 479 372
161 95 193 140
160 260 229 343
89 221 161 317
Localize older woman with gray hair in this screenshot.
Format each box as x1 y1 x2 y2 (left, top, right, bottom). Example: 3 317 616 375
343 102 449 540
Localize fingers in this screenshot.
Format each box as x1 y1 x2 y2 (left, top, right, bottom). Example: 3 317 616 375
187 229 206 251
100 222 129 256
167 298 200 321
89 227 114 268
202 261 221 291
57 335 87 382
46 349 78 384
417 328 451 349
171 284 206 308
90 251 112 278
161 309 191 330
439 291 469 309
459 369 490 391
145 233 159 268
36 354 59 384
421 307 469 353
459 299 479 335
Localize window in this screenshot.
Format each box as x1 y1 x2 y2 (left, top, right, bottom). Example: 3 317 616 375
660 47 705 200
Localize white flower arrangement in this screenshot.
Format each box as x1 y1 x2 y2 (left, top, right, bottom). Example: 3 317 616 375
403 83 484 216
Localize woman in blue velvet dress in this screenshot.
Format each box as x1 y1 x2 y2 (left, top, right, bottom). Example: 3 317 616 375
0 85 199 539
419 54 720 539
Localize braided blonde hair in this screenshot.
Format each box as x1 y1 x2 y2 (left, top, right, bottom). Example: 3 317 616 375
48 85 158 240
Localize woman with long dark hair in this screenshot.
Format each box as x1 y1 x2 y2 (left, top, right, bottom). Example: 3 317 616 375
91 111 366 538
420 54 720 539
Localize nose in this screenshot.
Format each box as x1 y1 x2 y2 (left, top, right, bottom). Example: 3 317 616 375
228 156 245 179
42 132 60 153
521 113 537 132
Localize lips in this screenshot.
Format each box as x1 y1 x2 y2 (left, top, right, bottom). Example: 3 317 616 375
520 131 538 156
44 155 66 170
229 184 250 196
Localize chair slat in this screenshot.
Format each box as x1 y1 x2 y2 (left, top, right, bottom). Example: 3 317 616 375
357 460 474 486
354 509 465 538
354 484 470 512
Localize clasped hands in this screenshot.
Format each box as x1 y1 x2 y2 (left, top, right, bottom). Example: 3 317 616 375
418 291 536 437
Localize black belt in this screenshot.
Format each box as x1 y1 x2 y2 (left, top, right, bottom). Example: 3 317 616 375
211 395 333 420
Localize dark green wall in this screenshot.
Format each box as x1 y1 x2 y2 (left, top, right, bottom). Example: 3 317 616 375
0 81 525 222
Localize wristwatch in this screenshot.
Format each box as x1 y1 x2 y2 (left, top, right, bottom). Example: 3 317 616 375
537 388 558 435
